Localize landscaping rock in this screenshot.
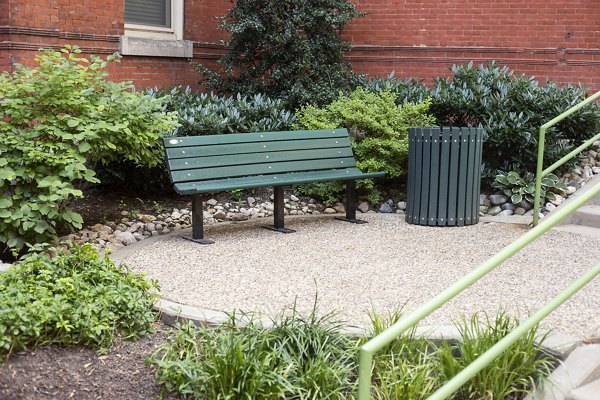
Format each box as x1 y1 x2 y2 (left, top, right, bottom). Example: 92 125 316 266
247 196 256 206
397 201 407 211
358 202 370 213
290 194 299 202
324 208 337 214
213 210 227 220
113 230 137 246
489 194 509 206
501 203 515 211
333 202 345 213
498 210 514 216
206 198 218 206
545 203 557 212
551 195 565 206
519 200 533 211
513 207 526 215
488 206 502 216
231 213 249 222
379 203 393 213
90 223 113 233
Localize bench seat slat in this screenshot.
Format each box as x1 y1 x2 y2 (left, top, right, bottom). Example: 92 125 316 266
164 129 348 148
168 147 356 171
173 169 386 195
171 157 359 183
165 137 351 159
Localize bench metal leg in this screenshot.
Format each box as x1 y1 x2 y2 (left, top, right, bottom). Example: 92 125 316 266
335 180 367 224
183 195 215 244
264 186 295 233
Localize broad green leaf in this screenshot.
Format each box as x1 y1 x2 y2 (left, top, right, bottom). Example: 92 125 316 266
511 193 522 204
67 119 80 128
0 197 12 208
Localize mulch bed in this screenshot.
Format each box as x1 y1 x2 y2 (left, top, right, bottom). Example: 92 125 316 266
0 322 178 400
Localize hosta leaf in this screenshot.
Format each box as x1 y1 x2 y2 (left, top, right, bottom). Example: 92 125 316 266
511 193 523 204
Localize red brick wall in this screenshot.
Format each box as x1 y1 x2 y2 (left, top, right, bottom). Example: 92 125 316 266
346 0 600 89
1 0 599 90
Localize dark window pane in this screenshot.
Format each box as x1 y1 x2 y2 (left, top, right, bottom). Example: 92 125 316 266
125 0 171 28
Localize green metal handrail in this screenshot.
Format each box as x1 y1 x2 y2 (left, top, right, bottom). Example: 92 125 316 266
533 90 600 226
357 181 600 400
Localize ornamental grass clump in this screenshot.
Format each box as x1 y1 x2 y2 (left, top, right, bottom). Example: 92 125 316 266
150 305 555 399
0 244 159 364
150 306 357 399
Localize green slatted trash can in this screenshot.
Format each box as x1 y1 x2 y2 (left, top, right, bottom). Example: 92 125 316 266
406 127 484 226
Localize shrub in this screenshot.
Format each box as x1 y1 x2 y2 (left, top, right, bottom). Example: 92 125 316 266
294 88 436 202
194 0 364 109
429 63 600 177
150 307 356 399
493 171 567 205
361 72 430 105
148 86 296 136
0 46 178 253
0 244 159 362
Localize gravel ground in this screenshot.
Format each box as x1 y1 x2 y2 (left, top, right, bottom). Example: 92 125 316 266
119 214 600 340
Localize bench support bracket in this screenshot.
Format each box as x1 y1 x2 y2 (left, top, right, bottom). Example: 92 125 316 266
183 195 215 244
335 180 367 224
264 186 296 234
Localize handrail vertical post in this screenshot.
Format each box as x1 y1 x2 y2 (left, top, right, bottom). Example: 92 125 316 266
533 125 547 226
358 349 373 400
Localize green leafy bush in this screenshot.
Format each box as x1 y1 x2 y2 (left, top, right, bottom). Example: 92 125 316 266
150 307 356 399
429 63 600 176
0 46 178 253
0 244 159 362
195 0 364 109
294 88 436 202
148 86 296 136
493 171 567 205
361 72 430 105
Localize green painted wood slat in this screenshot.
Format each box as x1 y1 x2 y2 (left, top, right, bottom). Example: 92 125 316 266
406 129 417 223
428 128 441 226
170 157 357 183
165 137 351 160
164 129 349 148
173 169 386 195
420 128 432 225
168 147 356 171
412 128 424 224
437 127 451 225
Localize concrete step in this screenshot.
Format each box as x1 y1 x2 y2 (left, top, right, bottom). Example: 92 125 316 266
566 205 600 229
532 345 600 400
567 378 600 400
553 224 600 238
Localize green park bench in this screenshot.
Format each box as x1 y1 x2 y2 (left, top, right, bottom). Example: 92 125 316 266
163 128 385 244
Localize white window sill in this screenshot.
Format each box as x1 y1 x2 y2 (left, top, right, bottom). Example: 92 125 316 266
119 35 193 58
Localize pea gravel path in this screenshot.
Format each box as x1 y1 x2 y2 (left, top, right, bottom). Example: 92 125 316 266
118 214 600 340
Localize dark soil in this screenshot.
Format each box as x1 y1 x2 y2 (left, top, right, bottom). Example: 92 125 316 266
0 322 178 400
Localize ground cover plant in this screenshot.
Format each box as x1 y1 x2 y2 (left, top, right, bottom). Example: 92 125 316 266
0 244 159 364
0 46 178 257
150 306 556 400
195 0 364 109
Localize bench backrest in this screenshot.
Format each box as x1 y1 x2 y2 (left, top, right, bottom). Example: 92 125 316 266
163 129 357 185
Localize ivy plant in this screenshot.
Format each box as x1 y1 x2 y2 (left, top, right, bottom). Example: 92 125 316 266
0 244 159 362
0 46 178 254
195 0 364 109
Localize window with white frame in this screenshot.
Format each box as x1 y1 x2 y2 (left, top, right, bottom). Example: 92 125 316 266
124 0 183 40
